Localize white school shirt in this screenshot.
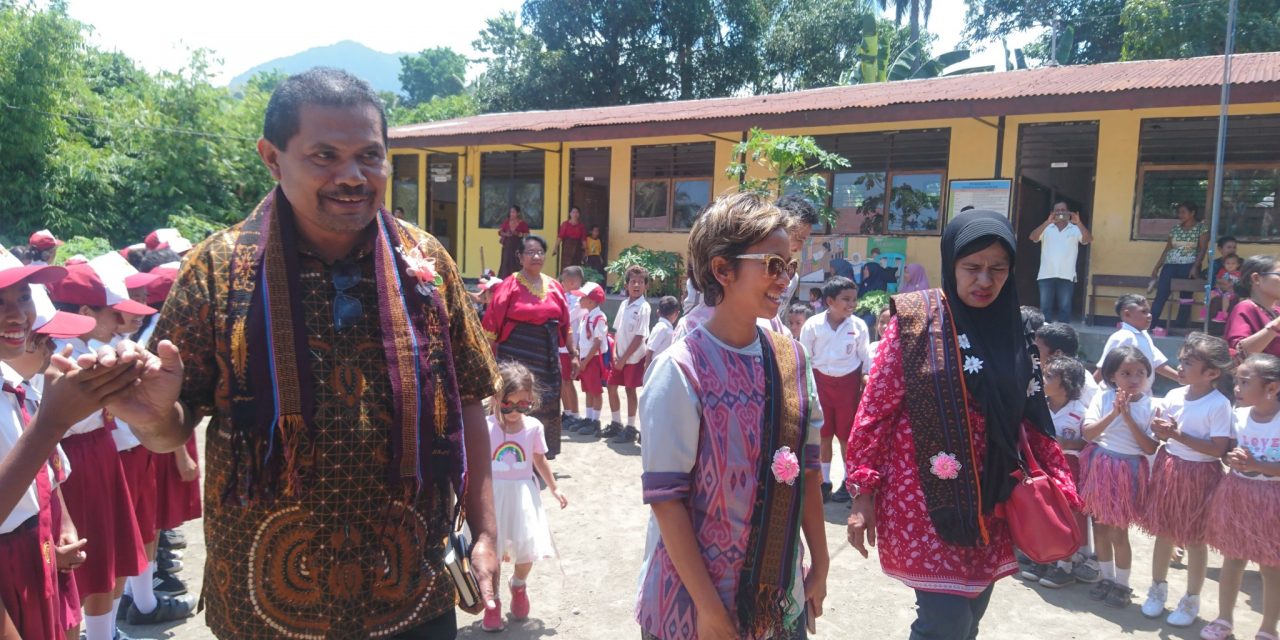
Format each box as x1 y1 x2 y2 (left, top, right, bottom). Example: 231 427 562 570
613 296 651 365
798 311 871 378
1036 223 1084 282
106 334 143 451
1097 323 1168 388
54 338 117 438
1231 407 1280 481
1085 388 1156 456
646 317 675 357
1051 398 1089 458
0 364 65 534
1081 372 1101 408
16 372 71 487
576 307 607 357
559 292 584 355
1156 387 1234 462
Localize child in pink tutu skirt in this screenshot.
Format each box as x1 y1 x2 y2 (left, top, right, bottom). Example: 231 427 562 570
1138 333 1234 626
1199 354 1280 640
1081 345 1159 609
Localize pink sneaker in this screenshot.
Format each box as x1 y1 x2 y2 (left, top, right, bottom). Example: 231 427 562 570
510 581 530 620
482 599 505 632
1199 618 1232 640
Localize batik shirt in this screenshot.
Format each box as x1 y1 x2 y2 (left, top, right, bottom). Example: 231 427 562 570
153 219 497 639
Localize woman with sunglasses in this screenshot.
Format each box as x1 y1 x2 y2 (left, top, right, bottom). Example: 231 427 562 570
483 235 574 458
844 209 1079 639
637 192 828 640
1225 255 1280 359
482 361 567 631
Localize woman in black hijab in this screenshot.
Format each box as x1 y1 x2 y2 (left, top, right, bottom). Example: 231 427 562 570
843 210 1080 639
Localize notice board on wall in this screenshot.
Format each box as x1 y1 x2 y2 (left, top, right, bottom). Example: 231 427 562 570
948 179 1013 218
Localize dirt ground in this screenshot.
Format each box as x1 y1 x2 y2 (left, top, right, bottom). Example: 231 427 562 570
122 392 1272 639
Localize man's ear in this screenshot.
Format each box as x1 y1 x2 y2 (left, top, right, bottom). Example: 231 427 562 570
257 138 283 181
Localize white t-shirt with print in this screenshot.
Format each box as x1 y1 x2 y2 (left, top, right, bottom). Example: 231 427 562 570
613 296 652 365
1157 387 1234 462
798 311 871 378
1085 388 1155 457
1232 407 1280 482
1036 223 1084 282
1051 399 1089 458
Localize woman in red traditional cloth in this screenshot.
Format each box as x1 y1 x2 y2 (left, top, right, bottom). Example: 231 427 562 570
554 206 586 269
498 206 531 279
484 235 574 458
844 210 1079 640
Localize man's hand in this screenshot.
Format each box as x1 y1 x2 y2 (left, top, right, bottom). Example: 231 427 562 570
463 534 498 616
1070 211 1083 226
100 340 183 430
40 345 141 434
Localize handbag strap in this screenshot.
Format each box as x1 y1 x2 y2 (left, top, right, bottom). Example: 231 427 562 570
1016 425 1044 476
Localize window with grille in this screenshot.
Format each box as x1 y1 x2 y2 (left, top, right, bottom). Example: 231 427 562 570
630 143 715 231
480 151 545 228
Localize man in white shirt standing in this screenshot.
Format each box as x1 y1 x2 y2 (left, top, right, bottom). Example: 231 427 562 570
1030 201 1093 323
798 276 870 503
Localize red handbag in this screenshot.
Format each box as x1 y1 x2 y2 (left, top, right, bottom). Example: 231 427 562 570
997 427 1083 564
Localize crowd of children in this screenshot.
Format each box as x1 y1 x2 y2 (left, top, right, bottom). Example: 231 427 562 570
0 229 202 640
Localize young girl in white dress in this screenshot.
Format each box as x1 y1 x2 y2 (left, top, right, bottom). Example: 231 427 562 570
485 361 567 632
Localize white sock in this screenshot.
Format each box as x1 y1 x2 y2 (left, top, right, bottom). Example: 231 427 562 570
1100 561 1116 581
565 411 579 420
84 612 114 640
510 577 526 587
585 408 595 420
611 411 621 424
626 415 637 427
128 561 159 615
1115 568 1131 587
110 596 122 622
1058 560 1072 570
821 463 832 483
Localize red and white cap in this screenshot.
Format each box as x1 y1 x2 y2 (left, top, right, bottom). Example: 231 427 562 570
28 229 63 251
32 285 95 338
0 244 66 290
143 261 180 305
46 252 158 316
144 228 193 254
572 281 606 304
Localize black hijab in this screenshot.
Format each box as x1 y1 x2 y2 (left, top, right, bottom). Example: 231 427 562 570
940 210 1055 509
859 261 891 295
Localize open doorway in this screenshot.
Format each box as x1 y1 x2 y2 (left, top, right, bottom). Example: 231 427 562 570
569 148 611 275
1014 122 1100 321
427 153 460 258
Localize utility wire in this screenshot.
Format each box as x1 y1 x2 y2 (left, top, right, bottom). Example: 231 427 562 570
1 102 258 142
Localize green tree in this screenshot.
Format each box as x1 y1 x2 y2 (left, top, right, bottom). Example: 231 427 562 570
878 0 932 43
725 128 850 224
757 0 876 92
1120 0 1280 61
398 46 467 105
388 93 479 127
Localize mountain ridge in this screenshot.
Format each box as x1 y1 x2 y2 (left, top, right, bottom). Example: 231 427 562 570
229 40 406 93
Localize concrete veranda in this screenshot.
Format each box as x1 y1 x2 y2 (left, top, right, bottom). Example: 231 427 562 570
122 390 1272 640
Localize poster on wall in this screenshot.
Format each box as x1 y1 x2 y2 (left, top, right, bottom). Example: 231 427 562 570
866 237 908 292
948 179 1013 218
799 236 863 284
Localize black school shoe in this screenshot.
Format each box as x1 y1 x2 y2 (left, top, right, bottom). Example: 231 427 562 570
610 425 638 444
117 593 132 621
127 594 196 625
1089 579 1115 601
831 485 852 503
1104 584 1134 609
158 529 187 550
153 570 188 597
599 422 624 439
157 554 183 574
821 482 833 503
578 420 601 437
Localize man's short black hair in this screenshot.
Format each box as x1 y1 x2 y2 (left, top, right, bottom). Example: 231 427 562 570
1115 293 1148 316
657 295 681 318
1035 322 1080 357
1021 305 1045 332
1217 235 1237 248
822 276 856 301
775 194 820 227
263 68 387 151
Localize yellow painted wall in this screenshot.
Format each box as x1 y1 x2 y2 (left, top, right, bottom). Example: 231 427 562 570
391 102 1280 281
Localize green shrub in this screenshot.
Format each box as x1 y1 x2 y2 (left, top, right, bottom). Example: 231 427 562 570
605 245 684 298
580 265 606 286
168 213 226 243
855 289 891 316
55 236 113 264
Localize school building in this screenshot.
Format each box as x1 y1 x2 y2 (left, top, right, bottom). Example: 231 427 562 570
386 52 1280 323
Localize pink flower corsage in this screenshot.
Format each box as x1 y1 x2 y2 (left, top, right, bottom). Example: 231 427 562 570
771 446 800 486
929 452 962 480
400 241 444 295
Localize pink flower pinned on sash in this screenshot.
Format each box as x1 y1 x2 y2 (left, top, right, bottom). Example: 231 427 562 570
929 452 962 480
771 446 801 485
400 241 445 295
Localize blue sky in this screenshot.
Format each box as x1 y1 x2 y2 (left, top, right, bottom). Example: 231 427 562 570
66 0 1037 87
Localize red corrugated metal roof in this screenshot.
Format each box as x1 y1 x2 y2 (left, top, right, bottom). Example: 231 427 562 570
391 52 1280 142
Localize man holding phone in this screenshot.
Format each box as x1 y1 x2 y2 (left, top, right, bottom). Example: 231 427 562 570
1031 200 1093 323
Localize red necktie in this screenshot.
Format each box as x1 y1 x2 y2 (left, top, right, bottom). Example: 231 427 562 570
4 382 66 482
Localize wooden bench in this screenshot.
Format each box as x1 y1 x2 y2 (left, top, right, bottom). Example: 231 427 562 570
1162 278 1208 329
1087 275 1150 326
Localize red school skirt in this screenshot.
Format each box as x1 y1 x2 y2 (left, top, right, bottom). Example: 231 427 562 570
118 445 158 544
60 428 146 597
153 437 202 531
0 474 59 640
